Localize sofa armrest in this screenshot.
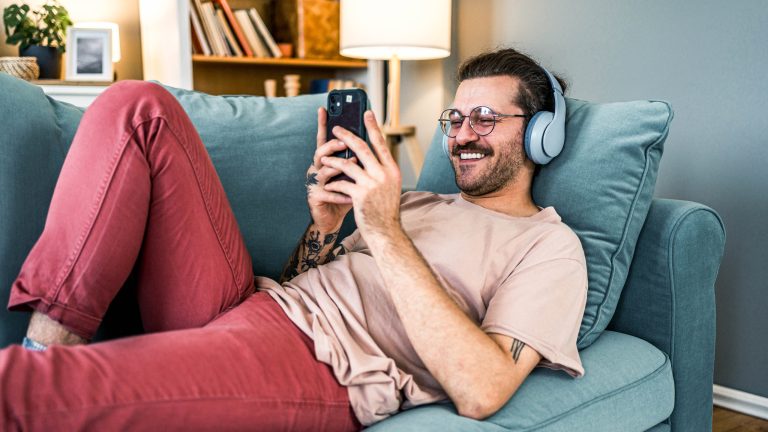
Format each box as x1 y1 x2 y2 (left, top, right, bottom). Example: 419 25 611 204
608 198 725 432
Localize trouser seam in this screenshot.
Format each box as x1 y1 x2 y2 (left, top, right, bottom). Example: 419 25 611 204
49 122 137 305
155 113 245 294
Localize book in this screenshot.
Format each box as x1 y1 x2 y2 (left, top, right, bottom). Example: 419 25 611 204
248 8 282 58
193 0 222 56
190 18 203 54
199 1 228 56
216 7 243 56
213 0 253 57
234 9 270 58
189 1 211 55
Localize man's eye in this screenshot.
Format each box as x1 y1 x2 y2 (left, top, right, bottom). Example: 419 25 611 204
450 120 464 126
476 118 495 126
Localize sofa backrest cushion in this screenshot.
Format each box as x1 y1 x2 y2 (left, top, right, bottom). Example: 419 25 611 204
417 98 672 349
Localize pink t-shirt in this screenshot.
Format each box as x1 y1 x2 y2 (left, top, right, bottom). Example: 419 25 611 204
258 191 587 425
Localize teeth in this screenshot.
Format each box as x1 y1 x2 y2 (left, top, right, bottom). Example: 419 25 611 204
460 153 485 160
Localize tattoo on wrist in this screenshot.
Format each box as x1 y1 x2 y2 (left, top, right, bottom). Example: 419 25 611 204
510 339 525 363
279 225 345 283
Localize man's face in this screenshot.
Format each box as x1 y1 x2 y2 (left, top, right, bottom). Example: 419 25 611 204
447 76 528 196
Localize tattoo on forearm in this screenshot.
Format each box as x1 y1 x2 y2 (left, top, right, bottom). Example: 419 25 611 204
279 225 345 283
510 339 526 363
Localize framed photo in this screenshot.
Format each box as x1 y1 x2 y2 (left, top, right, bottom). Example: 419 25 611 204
66 27 113 82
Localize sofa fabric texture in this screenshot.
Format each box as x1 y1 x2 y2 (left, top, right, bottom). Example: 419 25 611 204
369 331 674 432
0 74 725 431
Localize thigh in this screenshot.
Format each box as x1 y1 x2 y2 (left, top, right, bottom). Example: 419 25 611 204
0 293 359 431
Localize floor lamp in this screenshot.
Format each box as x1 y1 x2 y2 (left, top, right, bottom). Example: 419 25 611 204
340 0 451 176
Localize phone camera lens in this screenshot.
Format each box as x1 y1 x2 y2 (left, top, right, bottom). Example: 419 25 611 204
329 95 342 115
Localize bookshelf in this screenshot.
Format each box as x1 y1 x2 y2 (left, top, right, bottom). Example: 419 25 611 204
191 55 367 68
139 0 383 106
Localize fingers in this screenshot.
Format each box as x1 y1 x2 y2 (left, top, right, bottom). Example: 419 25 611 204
331 125 382 177
363 111 396 167
321 155 367 185
323 177 356 198
315 158 356 184
309 187 353 205
314 139 348 169
330 111 395 177
316 107 327 149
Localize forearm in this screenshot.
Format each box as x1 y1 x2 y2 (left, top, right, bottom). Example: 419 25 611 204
279 223 345 283
367 228 513 416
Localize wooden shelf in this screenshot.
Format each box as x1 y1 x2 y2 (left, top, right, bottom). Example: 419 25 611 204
191 55 367 69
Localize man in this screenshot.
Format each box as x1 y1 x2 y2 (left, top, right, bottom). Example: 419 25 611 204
1 48 586 430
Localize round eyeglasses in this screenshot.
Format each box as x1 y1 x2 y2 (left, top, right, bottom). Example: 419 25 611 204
438 106 528 138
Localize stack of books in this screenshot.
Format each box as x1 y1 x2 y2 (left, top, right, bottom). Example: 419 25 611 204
189 0 282 58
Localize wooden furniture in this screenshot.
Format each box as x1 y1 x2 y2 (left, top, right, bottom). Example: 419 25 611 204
190 54 366 96
382 125 424 178
33 80 109 107
138 0 382 102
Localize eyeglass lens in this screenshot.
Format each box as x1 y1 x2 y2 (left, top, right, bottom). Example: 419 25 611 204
440 106 497 138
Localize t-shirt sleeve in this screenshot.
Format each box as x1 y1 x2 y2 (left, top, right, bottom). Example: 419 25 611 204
481 234 588 378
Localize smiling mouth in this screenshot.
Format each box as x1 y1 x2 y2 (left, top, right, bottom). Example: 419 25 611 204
458 152 487 161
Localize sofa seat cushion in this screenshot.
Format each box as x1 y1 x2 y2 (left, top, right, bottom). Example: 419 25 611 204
367 331 674 432
417 99 672 349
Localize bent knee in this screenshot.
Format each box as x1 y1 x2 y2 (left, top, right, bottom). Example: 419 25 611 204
95 80 181 115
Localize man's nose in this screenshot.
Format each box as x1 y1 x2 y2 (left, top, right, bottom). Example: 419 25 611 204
454 117 478 146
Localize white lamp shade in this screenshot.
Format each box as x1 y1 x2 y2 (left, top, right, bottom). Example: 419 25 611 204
340 0 451 60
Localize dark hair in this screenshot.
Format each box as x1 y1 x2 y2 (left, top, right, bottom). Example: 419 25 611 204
457 47 567 119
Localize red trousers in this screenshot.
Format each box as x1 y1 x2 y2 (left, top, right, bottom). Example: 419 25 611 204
1 81 359 431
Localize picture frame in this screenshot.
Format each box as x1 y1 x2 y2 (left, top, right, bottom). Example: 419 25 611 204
65 27 113 82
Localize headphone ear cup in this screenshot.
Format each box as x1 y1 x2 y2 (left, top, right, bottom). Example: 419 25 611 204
524 111 554 164
442 134 449 158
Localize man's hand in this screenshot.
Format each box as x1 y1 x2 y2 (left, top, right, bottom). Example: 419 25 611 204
321 111 403 242
306 107 354 234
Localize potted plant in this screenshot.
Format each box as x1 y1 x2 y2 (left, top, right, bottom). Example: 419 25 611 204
3 1 73 79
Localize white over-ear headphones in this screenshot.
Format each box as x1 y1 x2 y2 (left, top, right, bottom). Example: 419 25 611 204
442 67 566 165
523 68 566 165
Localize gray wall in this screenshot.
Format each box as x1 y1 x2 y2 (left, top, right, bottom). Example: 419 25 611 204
449 0 768 397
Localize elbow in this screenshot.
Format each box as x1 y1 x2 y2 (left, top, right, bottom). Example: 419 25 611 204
456 393 506 421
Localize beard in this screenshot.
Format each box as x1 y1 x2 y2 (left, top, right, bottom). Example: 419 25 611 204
450 134 526 196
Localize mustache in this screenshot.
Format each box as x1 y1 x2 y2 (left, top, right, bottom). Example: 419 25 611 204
452 143 493 156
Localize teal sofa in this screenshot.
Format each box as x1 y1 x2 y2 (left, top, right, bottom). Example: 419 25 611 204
0 73 725 431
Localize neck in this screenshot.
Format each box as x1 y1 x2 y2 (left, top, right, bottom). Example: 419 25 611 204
460 189 539 217
460 163 539 217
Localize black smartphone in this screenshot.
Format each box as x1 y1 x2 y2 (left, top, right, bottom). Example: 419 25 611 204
326 88 369 183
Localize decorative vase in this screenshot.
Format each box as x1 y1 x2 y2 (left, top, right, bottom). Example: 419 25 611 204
19 45 61 79
0 57 40 81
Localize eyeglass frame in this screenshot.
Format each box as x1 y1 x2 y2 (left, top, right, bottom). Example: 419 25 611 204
438 106 529 138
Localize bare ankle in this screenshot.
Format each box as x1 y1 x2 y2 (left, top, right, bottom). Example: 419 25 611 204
27 311 88 346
